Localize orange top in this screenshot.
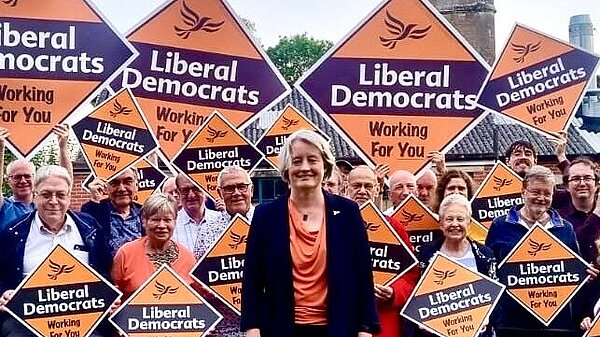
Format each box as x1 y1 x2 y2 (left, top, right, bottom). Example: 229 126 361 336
288 199 328 325
111 236 196 298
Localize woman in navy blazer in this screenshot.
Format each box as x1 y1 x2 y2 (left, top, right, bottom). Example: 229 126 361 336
241 130 380 337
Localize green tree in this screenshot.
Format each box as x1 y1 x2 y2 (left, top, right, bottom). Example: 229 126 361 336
267 34 333 84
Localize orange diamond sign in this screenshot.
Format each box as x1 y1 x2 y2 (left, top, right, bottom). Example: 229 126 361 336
498 224 590 325
296 0 489 175
112 0 289 158
5 244 120 337
390 194 442 253
0 0 137 159
477 24 600 137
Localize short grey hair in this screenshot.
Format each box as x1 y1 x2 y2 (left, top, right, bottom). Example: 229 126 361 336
34 165 71 191
438 194 472 220
141 193 178 220
523 165 555 189
7 159 35 176
278 129 335 183
217 165 252 186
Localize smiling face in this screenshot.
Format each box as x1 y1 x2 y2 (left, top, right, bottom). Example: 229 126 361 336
508 145 536 177
143 210 175 246
108 169 138 208
176 175 206 216
218 170 253 216
444 178 468 198
567 163 598 203
7 160 35 200
288 140 325 192
34 176 70 229
439 203 470 243
522 179 553 220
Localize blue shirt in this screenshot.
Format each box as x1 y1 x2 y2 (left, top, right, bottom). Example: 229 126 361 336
108 203 142 257
0 196 35 232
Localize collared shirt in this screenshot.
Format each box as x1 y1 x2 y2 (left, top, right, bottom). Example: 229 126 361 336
0 196 35 231
213 205 256 228
383 206 395 216
172 208 221 259
108 204 142 257
23 212 86 277
557 202 593 233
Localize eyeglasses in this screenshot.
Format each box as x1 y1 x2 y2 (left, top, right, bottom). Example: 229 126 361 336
9 174 33 182
36 191 70 201
220 183 251 194
567 175 596 184
525 189 552 199
179 186 202 195
108 177 136 187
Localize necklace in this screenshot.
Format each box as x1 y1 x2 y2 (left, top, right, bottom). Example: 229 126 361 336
146 240 179 268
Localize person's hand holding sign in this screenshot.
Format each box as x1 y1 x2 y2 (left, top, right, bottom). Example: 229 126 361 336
89 177 107 203
0 290 15 312
586 263 599 282
374 284 394 302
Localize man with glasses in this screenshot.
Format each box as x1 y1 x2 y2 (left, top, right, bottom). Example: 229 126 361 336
0 125 73 230
81 168 142 257
0 165 111 337
486 165 598 337
172 174 219 259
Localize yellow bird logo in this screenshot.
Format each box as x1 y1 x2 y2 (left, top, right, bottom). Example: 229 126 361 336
364 221 380 232
379 10 431 49
152 281 178 300
2 0 17 6
511 41 541 63
433 268 456 285
527 238 551 256
174 1 224 39
47 260 75 280
205 126 228 143
109 100 132 118
228 231 248 250
281 117 299 131
493 176 513 191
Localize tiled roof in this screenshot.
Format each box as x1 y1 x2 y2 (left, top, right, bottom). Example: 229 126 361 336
242 87 360 161
447 113 596 160
243 89 598 162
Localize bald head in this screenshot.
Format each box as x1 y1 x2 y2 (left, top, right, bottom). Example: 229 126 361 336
417 170 437 207
347 165 379 206
388 170 416 206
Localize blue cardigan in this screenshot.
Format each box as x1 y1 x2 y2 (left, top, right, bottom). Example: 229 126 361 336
241 192 381 337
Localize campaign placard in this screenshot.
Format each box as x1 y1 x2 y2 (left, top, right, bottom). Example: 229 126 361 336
5 244 121 337
171 111 264 201
81 173 95 193
191 214 250 315
401 253 504 337
296 0 489 175
497 224 590 325
470 162 523 230
477 24 600 137
0 0 137 159
584 313 600 337
360 200 418 286
72 88 159 182
133 157 168 204
112 0 289 159
255 103 327 169
110 264 222 337
390 195 443 253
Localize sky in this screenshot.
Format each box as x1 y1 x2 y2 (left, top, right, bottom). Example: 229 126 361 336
92 0 600 56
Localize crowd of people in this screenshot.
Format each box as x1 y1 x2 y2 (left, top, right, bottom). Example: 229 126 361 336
0 125 599 337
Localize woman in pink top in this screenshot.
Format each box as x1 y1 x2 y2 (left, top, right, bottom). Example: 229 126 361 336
112 193 196 298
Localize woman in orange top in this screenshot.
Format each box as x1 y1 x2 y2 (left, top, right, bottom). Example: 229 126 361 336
241 130 380 337
111 193 195 298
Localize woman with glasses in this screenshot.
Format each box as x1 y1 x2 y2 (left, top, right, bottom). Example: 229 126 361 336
485 165 598 337
241 130 380 337
112 193 195 299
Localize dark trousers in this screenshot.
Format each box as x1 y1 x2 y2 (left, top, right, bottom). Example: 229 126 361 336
293 324 328 337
